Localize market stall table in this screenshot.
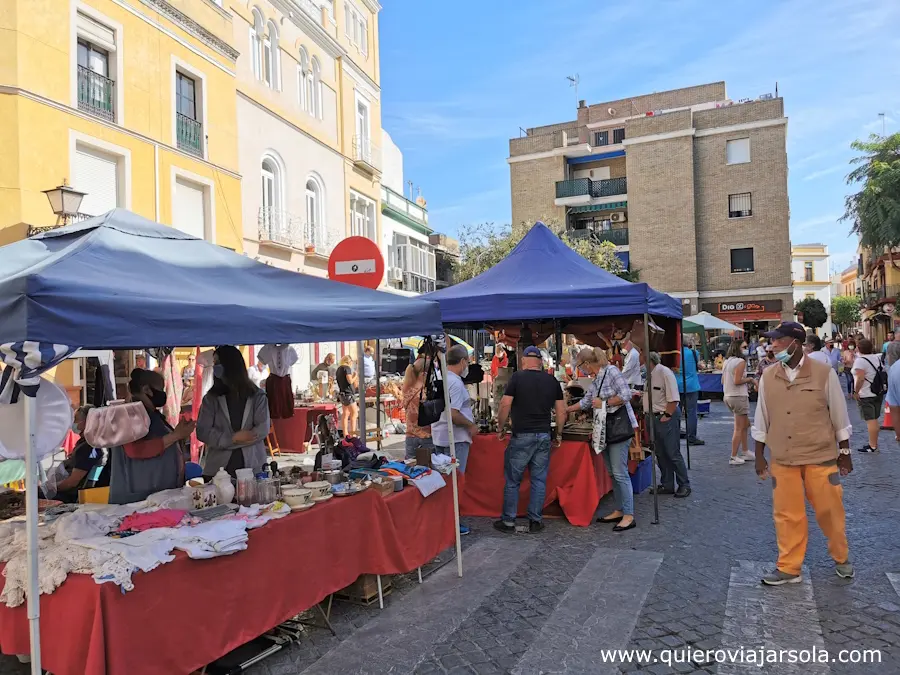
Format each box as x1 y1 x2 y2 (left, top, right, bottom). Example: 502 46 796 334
459 435 612 527
0 482 457 675
698 372 724 396
271 403 337 452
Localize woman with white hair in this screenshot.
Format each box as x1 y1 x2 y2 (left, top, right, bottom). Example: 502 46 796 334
566 347 639 532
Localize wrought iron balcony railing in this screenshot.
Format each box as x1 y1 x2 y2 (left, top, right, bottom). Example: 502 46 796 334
77 65 115 122
176 113 203 157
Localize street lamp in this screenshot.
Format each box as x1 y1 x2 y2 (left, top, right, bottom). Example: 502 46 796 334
42 181 86 226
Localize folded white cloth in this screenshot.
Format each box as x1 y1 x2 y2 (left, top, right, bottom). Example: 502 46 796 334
410 471 445 498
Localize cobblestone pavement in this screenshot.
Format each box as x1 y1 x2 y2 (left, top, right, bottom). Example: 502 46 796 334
3 400 899 674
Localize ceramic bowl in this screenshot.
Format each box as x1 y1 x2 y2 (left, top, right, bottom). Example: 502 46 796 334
282 488 312 507
306 481 331 498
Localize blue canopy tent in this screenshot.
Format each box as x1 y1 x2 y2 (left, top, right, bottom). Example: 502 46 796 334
0 209 444 349
424 222 682 325
0 209 462 673
425 222 684 528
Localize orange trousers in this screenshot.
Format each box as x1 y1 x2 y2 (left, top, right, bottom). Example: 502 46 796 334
770 461 849 576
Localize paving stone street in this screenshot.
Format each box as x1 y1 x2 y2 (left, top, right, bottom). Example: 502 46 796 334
2 400 899 674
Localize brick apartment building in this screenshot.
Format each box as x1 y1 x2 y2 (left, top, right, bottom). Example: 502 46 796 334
507 81 792 331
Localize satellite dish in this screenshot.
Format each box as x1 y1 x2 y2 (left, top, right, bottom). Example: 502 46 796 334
608 107 616 116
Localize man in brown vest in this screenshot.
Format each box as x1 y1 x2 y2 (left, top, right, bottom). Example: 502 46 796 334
752 322 854 586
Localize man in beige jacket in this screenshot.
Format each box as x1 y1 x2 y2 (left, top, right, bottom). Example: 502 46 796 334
752 322 854 586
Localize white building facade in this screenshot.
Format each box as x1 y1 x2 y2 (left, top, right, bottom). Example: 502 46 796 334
380 130 436 296
792 243 833 337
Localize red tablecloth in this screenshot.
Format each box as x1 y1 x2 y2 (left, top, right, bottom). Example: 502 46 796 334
459 435 611 527
0 482 456 675
272 404 337 452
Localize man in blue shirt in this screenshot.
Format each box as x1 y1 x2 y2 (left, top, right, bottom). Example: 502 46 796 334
678 336 704 445
363 346 376 381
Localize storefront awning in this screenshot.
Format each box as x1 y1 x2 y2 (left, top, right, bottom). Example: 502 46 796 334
569 202 627 214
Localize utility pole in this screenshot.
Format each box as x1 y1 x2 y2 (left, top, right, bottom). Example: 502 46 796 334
878 112 886 137
566 74 579 108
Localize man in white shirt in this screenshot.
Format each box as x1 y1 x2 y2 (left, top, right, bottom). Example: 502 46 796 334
247 359 269 388
822 337 842 374
647 352 690 498
431 344 478 471
431 344 478 536
804 334 830 365
621 338 643 389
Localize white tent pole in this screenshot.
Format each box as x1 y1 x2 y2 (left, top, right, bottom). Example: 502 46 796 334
24 394 41 675
439 346 463 578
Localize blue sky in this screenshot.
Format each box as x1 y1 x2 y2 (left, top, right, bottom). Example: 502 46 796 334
379 0 900 274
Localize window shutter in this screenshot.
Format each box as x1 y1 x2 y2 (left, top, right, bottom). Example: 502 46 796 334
173 178 206 240
77 12 115 49
726 138 751 164
73 147 118 216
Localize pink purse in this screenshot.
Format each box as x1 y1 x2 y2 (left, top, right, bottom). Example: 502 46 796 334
83 402 151 448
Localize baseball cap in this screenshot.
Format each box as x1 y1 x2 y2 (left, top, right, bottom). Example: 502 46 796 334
762 321 806 341
522 346 542 358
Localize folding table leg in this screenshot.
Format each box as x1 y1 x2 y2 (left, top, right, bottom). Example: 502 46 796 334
315 600 337 637
417 567 423 584
376 574 384 609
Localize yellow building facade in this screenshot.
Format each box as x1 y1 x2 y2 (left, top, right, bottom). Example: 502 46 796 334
0 0 243 249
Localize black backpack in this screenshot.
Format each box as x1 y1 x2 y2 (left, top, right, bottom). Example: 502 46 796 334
863 356 888 397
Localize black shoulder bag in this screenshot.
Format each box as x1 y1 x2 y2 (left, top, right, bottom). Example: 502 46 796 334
417 338 446 426
600 369 634 444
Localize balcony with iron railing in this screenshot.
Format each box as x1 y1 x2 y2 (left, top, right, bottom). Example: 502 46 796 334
257 207 336 254
352 136 381 174
77 65 115 122
176 113 203 157
567 226 629 246
555 176 627 201
865 284 900 307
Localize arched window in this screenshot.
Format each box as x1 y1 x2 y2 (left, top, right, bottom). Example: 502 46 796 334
264 20 280 90
260 154 285 238
298 47 310 112
249 8 264 81
311 56 322 119
305 175 325 249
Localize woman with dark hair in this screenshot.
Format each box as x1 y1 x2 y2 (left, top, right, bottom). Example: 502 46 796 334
108 369 195 504
197 345 270 478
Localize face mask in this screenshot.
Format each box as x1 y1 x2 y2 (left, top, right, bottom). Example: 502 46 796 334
149 388 168 409
774 342 796 365
213 364 224 379
741 349 749 357
72 422 81 435
461 365 469 379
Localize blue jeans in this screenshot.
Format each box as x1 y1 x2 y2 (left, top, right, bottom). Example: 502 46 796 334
602 438 634 516
405 436 434 460
844 370 854 396
434 442 471 473
652 407 690 490
683 391 699 440
501 433 551 523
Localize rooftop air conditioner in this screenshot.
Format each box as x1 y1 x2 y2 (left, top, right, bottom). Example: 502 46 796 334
610 212 627 223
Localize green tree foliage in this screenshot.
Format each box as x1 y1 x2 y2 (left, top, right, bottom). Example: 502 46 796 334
843 133 900 259
831 295 861 329
794 297 828 329
455 221 628 283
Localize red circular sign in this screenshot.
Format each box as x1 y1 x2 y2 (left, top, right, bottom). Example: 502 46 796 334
327 236 385 290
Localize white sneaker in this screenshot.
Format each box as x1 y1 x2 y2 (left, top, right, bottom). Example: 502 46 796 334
729 456 745 465
740 452 755 461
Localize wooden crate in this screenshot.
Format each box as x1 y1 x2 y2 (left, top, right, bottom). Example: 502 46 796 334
335 574 392 606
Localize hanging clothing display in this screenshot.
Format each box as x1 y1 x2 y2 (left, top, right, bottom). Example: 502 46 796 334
259 345 297 419
160 354 183 428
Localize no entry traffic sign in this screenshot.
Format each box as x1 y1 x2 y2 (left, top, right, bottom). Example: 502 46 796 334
327 236 385 290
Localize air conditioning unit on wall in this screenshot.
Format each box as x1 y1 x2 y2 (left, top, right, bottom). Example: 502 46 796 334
610 212 627 223
390 267 403 282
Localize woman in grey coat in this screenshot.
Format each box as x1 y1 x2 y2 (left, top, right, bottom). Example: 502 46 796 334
197 345 271 478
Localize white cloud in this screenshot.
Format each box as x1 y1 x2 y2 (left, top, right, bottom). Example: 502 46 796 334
792 213 841 232
802 164 847 182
